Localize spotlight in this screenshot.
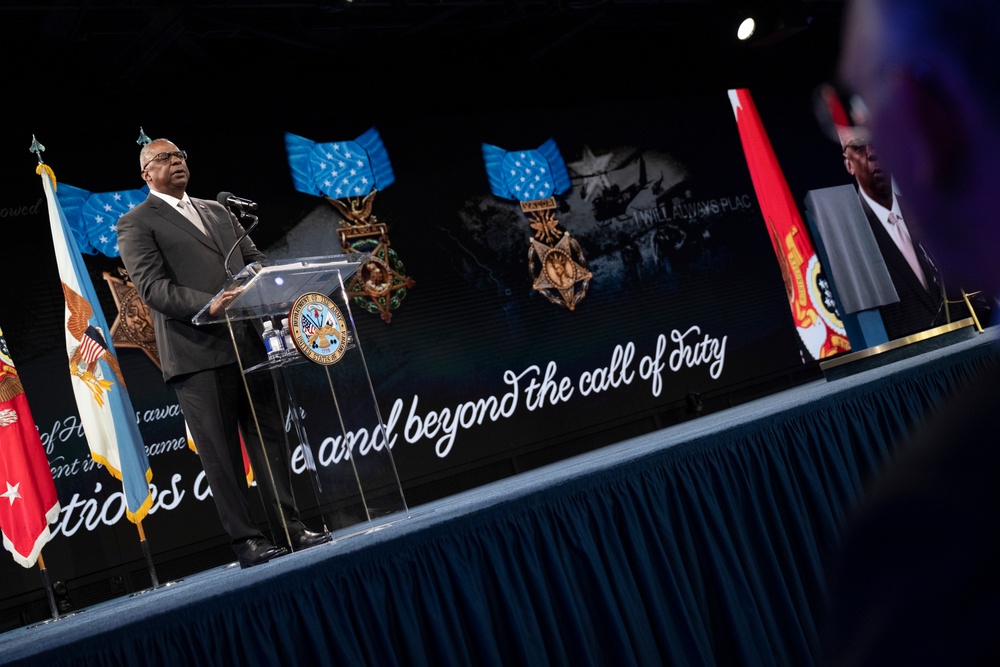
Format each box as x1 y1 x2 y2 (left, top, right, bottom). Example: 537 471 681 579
734 2 810 45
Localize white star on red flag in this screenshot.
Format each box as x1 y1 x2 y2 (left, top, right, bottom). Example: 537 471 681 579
2 481 22 506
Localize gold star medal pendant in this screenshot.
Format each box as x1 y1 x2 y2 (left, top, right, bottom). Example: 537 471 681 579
285 127 414 323
483 138 591 311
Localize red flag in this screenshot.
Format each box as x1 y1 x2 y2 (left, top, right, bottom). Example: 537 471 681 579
0 327 61 568
186 421 254 486
728 88 851 361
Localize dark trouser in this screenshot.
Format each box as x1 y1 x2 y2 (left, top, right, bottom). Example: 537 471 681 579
171 363 303 548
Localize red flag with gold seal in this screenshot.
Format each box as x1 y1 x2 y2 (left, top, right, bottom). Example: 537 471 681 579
728 88 851 360
0 326 61 568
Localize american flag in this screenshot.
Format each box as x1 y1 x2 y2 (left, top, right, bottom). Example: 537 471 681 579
79 325 108 365
302 312 318 339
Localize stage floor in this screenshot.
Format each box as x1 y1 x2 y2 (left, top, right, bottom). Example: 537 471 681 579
3 328 997 667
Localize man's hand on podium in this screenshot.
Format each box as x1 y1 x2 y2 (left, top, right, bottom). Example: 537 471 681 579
208 288 243 316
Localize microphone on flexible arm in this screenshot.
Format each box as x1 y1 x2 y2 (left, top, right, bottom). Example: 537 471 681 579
218 192 258 212
218 192 261 279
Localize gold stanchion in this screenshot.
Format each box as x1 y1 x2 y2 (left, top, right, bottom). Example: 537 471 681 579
960 290 985 333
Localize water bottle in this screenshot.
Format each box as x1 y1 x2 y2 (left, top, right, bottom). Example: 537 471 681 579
262 320 284 361
280 317 298 358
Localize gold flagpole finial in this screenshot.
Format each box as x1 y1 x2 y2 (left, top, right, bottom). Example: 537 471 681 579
30 135 56 186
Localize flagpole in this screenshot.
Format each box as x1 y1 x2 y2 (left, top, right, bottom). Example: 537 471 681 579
36 553 60 621
135 520 159 590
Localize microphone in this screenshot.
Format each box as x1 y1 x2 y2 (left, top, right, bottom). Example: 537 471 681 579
217 191 258 212
218 192 261 279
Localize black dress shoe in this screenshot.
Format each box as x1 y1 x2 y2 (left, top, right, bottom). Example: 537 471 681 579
290 528 332 551
235 537 289 569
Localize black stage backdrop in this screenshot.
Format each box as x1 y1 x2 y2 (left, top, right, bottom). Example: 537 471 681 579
0 85 853 617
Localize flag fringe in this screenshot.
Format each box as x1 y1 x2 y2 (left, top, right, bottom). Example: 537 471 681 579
1 501 61 569
35 164 56 189
0 375 24 403
88 449 153 524
125 490 154 525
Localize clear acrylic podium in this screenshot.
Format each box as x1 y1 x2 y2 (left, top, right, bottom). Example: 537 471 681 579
192 254 408 544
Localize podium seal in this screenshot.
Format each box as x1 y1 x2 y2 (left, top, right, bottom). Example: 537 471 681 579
289 292 349 365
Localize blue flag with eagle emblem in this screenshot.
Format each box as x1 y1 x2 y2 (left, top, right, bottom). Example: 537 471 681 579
481 137 572 202
38 165 153 523
285 126 394 200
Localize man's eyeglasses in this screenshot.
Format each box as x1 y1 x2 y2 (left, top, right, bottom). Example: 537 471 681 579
142 150 188 171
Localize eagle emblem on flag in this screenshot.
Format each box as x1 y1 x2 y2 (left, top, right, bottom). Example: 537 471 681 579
62 281 126 406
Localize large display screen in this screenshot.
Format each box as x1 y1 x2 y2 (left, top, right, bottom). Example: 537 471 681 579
0 87 840 615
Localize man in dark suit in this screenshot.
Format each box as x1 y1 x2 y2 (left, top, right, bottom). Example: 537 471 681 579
825 0 1000 664
842 138 944 339
117 138 329 568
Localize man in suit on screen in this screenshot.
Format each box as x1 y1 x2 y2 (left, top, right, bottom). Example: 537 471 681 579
841 136 945 339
